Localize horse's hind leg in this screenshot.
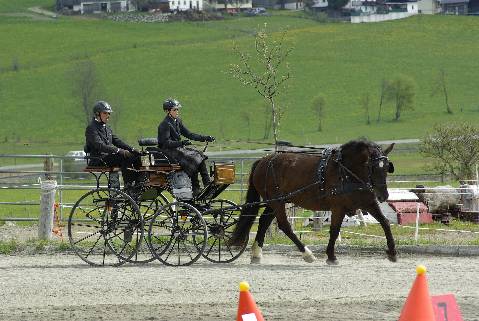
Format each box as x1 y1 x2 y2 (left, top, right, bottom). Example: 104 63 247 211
273 204 316 263
251 207 275 264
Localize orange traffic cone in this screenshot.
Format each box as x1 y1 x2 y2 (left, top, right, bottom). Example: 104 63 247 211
236 281 265 321
398 265 435 321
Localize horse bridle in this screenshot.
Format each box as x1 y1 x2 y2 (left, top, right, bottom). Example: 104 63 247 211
333 145 393 195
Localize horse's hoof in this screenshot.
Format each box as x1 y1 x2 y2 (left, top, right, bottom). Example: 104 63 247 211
386 250 397 262
326 259 339 265
302 247 316 263
387 254 397 262
251 257 262 264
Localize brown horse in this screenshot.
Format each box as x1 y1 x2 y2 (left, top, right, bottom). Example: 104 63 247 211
228 139 396 265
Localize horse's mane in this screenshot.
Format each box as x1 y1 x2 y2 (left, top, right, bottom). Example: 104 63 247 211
340 139 378 151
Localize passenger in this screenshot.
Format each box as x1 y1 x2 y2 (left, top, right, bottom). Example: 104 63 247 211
85 100 142 191
157 98 215 196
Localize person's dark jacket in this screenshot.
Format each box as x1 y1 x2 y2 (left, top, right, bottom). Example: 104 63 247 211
85 119 133 158
158 115 206 149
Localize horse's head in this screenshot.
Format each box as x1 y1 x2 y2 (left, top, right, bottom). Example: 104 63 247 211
339 140 394 202
368 143 395 202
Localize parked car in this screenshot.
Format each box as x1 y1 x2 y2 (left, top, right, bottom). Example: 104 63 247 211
63 150 87 178
245 7 269 16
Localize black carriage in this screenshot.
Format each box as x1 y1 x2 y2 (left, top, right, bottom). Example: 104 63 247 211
67 138 247 267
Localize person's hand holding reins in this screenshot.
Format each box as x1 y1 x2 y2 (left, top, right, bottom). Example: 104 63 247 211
205 136 215 143
118 149 133 158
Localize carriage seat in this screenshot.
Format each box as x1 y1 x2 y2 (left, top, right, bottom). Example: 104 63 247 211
82 153 120 173
138 138 158 147
138 138 177 166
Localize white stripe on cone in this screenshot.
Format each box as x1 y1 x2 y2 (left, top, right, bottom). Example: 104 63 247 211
242 313 258 321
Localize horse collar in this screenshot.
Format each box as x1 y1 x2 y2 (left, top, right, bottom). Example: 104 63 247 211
317 147 374 197
317 148 335 195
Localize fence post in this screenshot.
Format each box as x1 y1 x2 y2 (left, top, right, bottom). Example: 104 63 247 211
43 154 54 179
38 180 57 240
414 202 420 244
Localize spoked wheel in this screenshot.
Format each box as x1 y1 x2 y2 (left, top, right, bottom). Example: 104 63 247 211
126 190 169 264
202 199 248 263
147 201 207 266
68 188 143 267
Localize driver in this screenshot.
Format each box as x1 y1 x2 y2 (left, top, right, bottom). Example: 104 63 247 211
85 100 142 190
158 98 215 196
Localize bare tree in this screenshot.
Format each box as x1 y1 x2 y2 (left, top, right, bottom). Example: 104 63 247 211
229 24 292 149
240 111 252 141
377 79 387 123
384 75 415 121
420 122 479 180
431 68 453 114
108 97 123 133
69 58 102 126
311 94 326 131
359 93 371 125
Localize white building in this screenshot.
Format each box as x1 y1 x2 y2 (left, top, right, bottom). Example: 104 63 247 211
56 0 134 14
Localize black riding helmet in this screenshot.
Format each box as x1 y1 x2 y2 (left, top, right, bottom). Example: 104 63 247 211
93 101 113 116
163 98 181 111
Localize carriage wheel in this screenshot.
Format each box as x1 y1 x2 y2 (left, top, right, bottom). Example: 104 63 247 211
147 201 207 266
126 190 169 264
68 188 143 267
202 199 248 263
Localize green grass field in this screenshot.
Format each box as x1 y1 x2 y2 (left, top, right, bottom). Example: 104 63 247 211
1 3 479 156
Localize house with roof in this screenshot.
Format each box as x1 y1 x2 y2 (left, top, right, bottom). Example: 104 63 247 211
56 0 134 14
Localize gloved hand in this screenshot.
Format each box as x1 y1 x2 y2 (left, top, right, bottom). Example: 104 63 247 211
181 140 192 146
118 149 133 158
131 148 142 156
205 136 215 143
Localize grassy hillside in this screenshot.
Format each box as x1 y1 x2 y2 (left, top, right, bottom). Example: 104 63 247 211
0 4 479 155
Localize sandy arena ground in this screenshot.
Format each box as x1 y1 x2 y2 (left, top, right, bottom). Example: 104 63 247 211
0 251 478 321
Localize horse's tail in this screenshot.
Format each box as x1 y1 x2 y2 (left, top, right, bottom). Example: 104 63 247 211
228 159 261 246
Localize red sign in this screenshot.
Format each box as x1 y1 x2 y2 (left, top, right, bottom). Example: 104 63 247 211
431 294 464 321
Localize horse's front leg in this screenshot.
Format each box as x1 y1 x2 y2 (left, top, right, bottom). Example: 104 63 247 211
364 202 397 262
326 208 345 265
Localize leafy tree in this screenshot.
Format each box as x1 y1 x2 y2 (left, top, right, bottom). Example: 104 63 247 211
303 0 315 10
384 75 415 121
311 94 326 131
431 68 453 114
420 122 479 180
229 24 292 149
328 0 349 10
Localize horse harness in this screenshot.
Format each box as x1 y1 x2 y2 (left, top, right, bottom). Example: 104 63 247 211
317 146 389 197
251 145 391 208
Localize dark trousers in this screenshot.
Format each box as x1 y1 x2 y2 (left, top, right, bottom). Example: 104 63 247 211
100 153 142 186
191 161 210 191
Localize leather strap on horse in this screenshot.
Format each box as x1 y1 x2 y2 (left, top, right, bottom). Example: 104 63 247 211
317 147 374 197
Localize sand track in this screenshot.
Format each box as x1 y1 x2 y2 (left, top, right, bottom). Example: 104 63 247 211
0 252 478 321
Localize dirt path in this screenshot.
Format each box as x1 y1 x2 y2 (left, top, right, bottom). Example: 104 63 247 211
0 252 478 321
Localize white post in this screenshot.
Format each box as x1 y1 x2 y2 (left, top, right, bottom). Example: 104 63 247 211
414 202 420 244
38 180 58 240
356 209 367 227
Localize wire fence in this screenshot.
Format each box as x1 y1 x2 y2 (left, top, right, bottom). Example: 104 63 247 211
1 154 478 244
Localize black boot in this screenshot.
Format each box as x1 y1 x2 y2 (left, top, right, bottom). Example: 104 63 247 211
199 162 211 187
191 175 201 197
